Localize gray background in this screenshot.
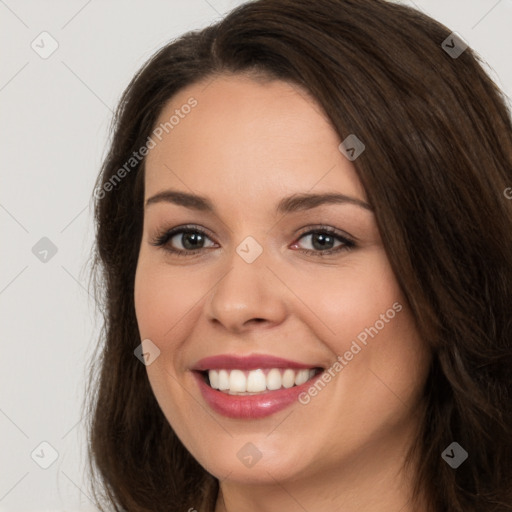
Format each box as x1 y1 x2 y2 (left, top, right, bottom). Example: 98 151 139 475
1 0 511 510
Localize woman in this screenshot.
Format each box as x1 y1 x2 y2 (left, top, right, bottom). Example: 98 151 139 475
86 0 512 510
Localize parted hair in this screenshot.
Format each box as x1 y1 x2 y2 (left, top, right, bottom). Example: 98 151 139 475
86 0 512 510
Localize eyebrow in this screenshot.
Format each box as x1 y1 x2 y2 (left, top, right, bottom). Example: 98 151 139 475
145 189 373 213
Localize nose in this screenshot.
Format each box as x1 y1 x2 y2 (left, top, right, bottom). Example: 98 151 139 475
205 249 288 334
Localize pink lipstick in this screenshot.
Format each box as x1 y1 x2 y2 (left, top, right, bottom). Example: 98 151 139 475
191 354 324 419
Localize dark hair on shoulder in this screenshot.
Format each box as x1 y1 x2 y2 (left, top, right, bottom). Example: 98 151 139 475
86 0 512 510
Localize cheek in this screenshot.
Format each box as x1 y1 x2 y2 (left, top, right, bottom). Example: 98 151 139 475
306 249 404 345
134 257 190 402
134 246 406 358
302 249 428 402
133 256 200 423
133 245 429 466
134 256 205 341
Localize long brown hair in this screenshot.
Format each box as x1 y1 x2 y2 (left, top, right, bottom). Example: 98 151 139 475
86 0 512 510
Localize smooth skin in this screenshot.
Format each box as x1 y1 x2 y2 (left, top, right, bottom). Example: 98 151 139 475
134 74 431 512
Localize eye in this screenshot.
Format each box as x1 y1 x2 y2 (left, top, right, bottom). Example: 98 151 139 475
150 225 216 256
150 225 355 257
291 227 355 257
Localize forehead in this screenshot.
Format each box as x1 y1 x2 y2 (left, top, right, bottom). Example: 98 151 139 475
143 75 367 208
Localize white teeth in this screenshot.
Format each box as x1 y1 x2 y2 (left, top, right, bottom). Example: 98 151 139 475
246 369 266 392
229 369 246 392
295 369 310 386
218 369 229 390
266 368 282 390
209 369 219 389
282 369 296 388
206 368 319 394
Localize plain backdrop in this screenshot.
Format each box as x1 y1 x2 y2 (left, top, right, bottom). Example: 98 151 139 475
0 0 511 510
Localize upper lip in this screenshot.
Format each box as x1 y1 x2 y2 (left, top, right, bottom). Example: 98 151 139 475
191 354 324 372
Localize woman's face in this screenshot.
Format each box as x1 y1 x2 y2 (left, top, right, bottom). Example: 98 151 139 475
134 74 431 487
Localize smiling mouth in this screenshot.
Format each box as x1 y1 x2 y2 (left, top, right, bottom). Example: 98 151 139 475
198 367 324 395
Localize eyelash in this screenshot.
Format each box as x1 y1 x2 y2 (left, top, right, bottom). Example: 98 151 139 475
150 224 356 258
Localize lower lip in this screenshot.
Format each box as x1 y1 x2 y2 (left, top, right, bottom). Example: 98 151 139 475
192 370 322 419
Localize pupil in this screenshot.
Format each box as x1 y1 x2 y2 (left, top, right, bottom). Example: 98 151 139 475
183 232 203 250
313 233 333 250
